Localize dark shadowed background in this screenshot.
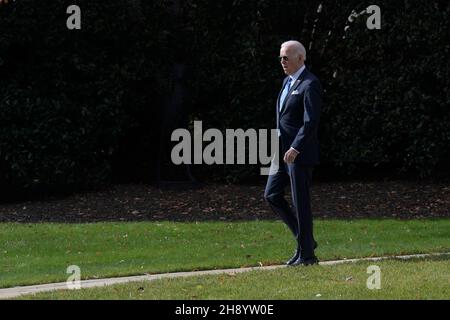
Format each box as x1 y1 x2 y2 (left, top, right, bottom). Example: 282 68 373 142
0 0 449 200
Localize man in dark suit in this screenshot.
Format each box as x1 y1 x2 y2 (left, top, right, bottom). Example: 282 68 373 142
264 40 322 266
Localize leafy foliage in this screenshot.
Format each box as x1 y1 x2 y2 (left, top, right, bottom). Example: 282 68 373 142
0 0 448 196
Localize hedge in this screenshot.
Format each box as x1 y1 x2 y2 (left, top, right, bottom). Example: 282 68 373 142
0 0 448 197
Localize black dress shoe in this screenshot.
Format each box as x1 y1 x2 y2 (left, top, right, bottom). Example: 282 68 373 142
289 256 319 267
286 249 300 265
286 241 318 265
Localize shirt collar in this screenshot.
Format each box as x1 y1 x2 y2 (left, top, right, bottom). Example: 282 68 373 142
289 65 306 82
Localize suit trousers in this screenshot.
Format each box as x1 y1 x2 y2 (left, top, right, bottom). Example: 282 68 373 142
264 145 316 258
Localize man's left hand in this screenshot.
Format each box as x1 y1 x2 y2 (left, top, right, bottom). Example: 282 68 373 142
283 148 299 164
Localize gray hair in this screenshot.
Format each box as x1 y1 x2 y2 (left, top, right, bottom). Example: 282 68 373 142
281 40 307 61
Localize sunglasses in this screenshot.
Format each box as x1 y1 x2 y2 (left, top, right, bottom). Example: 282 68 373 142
278 56 289 62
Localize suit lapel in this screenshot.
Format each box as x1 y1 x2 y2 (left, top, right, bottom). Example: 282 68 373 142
276 77 288 113
276 77 289 129
279 68 308 117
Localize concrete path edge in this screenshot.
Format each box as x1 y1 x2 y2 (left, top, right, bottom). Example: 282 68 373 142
1 252 448 299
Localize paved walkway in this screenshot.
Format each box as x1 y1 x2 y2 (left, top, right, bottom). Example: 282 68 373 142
1 252 448 299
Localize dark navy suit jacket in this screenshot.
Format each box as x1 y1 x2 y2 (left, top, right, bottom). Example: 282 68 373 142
276 67 323 165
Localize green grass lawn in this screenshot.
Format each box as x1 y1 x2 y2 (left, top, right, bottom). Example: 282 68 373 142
0 219 449 289
17 256 450 300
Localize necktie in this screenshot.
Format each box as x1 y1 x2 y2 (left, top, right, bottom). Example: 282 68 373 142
279 77 292 112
